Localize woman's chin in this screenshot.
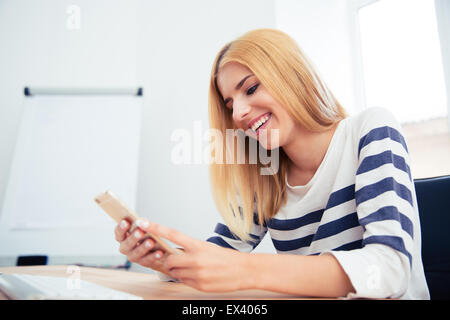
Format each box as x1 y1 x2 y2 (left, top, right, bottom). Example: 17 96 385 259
260 142 279 151
243 129 280 150
257 129 280 150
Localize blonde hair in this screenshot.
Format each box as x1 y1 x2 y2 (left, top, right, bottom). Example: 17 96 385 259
208 28 346 241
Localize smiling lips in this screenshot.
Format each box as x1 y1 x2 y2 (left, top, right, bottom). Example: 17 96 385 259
249 112 272 133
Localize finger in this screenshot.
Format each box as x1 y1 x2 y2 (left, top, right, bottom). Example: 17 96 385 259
137 233 168 254
127 238 155 262
180 278 198 289
137 249 166 269
115 220 130 242
134 218 151 230
119 228 145 255
164 252 195 270
135 218 179 252
144 222 196 250
142 240 164 252
168 267 198 280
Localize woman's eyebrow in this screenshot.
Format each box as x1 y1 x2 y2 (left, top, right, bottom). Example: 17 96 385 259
235 74 254 90
223 74 254 106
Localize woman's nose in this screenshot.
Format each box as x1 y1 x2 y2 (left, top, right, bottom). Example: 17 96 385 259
232 100 251 124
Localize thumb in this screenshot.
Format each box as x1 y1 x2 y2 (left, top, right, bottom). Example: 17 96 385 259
139 220 196 251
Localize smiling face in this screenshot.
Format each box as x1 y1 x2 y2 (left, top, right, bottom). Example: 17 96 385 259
216 62 302 150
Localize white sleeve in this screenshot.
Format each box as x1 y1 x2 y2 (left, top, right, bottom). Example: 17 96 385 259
323 107 417 299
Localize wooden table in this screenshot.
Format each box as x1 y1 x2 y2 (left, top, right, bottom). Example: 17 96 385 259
0 265 317 300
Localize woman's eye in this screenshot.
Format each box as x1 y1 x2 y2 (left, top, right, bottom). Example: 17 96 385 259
246 84 259 95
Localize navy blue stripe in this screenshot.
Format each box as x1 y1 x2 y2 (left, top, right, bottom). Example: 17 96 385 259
267 183 356 232
214 223 240 240
357 150 412 181
363 235 412 267
214 223 260 246
267 209 324 231
249 233 260 241
358 126 408 158
333 239 363 251
355 177 413 207
325 184 355 209
206 236 237 250
215 223 260 240
253 212 267 228
313 212 360 241
307 240 363 254
271 234 315 251
359 206 414 239
267 184 355 232
251 229 268 249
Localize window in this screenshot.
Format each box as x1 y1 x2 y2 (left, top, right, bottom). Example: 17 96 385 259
358 0 450 178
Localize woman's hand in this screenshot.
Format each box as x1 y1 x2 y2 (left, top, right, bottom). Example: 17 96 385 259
139 219 254 293
114 219 168 275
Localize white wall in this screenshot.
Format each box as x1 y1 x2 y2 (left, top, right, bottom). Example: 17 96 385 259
275 0 364 115
0 0 139 222
435 0 450 130
0 0 141 266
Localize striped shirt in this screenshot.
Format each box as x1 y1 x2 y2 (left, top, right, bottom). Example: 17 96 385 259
206 107 430 299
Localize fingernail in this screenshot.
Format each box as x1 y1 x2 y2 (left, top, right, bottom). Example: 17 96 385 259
155 253 161 259
136 219 149 229
134 230 142 239
145 241 152 248
120 220 128 229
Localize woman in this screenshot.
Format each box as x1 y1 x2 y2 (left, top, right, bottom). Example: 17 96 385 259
114 29 429 299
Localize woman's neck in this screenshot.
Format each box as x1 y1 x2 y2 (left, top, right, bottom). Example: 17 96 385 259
282 122 339 183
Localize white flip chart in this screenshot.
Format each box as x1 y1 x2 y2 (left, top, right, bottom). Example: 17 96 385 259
0 93 143 263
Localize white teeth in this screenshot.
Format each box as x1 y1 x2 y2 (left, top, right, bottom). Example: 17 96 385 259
251 114 271 132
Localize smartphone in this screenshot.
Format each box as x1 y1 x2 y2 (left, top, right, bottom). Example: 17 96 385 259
94 190 177 254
